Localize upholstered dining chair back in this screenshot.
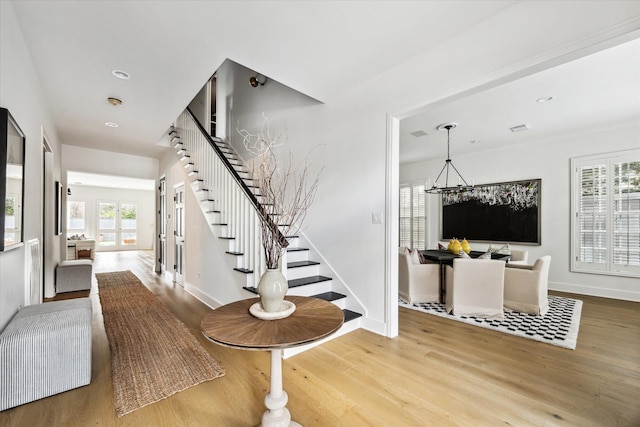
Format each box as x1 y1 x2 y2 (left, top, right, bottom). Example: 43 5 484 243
508 249 529 265
445 258 506 319
398 247 440 303
504 255 551 315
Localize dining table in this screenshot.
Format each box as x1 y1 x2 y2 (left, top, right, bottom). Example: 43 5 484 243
420 250 511 303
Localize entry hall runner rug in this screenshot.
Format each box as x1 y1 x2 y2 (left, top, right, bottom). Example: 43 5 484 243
96 270 225 416
399 295 582 350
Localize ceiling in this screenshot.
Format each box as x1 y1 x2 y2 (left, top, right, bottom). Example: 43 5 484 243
8 1 640 169
399 37 640 165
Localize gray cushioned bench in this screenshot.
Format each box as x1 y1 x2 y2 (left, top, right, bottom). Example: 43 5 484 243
56 259 93 293
0 298 92 411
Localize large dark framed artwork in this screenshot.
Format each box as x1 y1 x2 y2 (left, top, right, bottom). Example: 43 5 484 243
0 107 26 251
441 179 541 245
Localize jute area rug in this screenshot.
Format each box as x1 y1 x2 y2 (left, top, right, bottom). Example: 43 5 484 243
399 295 582 350
96 270 225 416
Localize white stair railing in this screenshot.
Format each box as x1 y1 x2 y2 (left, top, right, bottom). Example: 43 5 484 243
174 109 288 287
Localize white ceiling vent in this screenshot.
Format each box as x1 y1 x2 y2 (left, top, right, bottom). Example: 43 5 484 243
410 130 428 137
510 124 530 133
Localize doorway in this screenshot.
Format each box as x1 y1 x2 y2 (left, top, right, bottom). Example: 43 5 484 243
42 132 54 299
158 177 167 273
96 201 139 251
173 184 185 286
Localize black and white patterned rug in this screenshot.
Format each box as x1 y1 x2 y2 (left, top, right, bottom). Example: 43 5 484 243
399 295 582 350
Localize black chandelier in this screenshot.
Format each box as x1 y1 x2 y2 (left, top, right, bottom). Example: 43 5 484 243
425 122 474 195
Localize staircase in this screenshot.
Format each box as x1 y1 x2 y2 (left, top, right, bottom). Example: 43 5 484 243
171 109 363 353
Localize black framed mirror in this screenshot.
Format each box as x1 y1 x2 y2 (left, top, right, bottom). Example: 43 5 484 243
1 107 26 251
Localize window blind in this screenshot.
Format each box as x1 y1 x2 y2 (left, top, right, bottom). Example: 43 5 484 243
572 149 640 277
399 182 426 249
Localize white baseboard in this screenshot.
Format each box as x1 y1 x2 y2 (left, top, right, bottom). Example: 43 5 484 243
360 317 387 336
550 281 640 302
183 281 222 310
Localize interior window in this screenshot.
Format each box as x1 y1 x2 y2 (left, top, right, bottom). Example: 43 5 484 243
67 200 86 237
399 182 426 249
572 149 640 277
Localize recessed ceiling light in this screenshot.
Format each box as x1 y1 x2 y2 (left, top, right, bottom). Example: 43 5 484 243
108 97 122 106
410 130 428 137
510 124 530 133
469 140 480 144
111 70 131 80
536 96 554 103
105 122 119 128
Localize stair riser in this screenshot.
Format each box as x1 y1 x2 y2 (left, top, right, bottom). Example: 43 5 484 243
212 224 231 238
286 280 332 297
201 200 216 211
241 274 256 288
191 181 206 191
205 211 220 223
286 250 309 263
222 239 236 252
195 191 210 201
330 298 346 310
286 265 320 280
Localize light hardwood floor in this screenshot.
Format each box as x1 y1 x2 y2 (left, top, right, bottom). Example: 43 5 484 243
1 250 638 426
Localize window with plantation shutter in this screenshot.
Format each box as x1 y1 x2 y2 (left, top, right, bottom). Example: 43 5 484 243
399 182 426 249
572 149 640 277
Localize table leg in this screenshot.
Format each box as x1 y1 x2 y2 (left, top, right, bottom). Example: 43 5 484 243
439 263 446 304
260 349 302 427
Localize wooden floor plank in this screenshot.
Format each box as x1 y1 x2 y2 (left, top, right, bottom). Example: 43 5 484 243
1 250 638 426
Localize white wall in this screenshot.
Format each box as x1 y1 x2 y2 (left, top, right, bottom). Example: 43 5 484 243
67 185 155 251
0 1 63 329
217 59 320 165
62 145 158 180
401 120 640 301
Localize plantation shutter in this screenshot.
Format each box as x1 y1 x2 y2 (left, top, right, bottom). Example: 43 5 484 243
577 161 608 267
612 158 640 268
399 182 426 249
572 149 640 276
411 184 426 249
399 186 411 248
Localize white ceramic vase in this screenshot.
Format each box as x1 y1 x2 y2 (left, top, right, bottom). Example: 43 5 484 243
258 268 288 313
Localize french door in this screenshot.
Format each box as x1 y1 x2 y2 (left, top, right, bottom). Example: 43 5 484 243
97 201 138 250
158 178 167 272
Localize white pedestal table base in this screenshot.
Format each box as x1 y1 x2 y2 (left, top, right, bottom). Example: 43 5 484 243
259 349 302 427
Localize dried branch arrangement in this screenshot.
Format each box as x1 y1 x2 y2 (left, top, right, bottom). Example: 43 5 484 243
238 116 323 270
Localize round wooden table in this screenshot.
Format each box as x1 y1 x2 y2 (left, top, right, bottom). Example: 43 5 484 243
201 296 344 427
